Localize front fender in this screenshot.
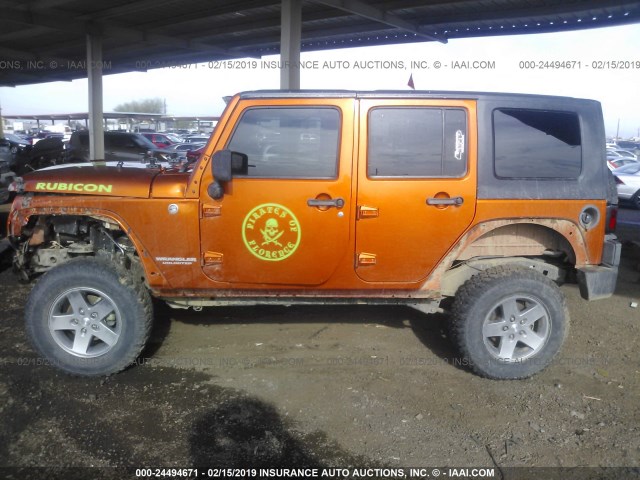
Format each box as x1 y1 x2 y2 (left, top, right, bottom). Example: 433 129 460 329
7 197 169 289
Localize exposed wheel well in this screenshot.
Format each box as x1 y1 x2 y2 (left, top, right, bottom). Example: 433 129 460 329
13 214 143 283
456 223 576 264
437 223 578 297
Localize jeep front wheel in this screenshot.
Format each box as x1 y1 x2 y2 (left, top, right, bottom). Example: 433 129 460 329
25 258 153 376
451 266 568 380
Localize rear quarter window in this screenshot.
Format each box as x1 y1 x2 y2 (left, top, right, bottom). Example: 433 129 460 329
493 109 582 179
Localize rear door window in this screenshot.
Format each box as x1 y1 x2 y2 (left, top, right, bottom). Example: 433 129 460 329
367 107 467 178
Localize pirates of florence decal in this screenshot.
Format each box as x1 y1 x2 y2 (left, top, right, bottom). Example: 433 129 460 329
242 203 301 262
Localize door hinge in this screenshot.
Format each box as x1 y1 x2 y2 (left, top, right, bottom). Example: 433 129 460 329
358 205 379 219
203 251 224 265
357 252 377 266
202 204 222 218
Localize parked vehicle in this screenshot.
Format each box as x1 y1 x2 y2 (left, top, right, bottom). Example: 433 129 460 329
0 139 10 162
31 131 65 145
1 133 33 156
170 129 193 136
164 142 205 161
42 125 73 142
2 90 620 380
185 144 205 162
141 133 178 148
65 131 173 163
18 136 65 173
608 149 637 160
616 140 640 154
607 156 638 170
0 140 14 203
612 162 640 208
164 133 184 143
183 135 210 143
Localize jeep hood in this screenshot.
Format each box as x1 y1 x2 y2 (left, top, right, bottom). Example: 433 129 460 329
22 163 162 198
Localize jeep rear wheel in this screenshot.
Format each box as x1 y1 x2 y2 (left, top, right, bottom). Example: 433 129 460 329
451 266 568 379
25 258 152 376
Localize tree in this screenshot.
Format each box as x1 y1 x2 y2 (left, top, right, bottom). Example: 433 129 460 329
113 98 164 114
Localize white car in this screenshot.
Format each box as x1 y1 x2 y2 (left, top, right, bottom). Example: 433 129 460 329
612 162 640 208
607 148 638 160
607 156 639 170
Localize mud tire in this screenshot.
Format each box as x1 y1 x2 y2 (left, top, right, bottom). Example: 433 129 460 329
25 257 153 376
451 266 568 380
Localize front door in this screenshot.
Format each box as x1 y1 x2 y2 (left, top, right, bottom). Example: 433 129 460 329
199 99 355 286
355 99 477 283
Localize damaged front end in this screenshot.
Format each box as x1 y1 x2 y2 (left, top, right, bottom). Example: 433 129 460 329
10 213 139 282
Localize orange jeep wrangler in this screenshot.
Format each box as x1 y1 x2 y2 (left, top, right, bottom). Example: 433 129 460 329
1 91 620 379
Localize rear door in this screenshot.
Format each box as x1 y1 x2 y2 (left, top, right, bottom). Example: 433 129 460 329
355 98 477 283
199 98 355 286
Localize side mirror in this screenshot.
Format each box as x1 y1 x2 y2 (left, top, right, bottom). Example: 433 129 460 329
208 150 248 200
212 150 248 181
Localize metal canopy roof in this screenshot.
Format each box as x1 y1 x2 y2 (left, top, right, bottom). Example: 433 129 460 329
1 0 639 87
4 112 219 121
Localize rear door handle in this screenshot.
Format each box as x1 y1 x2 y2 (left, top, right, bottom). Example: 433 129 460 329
307 197 345 208
426 196 464 206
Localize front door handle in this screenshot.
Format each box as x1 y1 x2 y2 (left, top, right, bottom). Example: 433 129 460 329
307 197 345 209
426 196 464 206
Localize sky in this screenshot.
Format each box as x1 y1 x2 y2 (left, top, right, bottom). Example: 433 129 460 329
1 23 639 138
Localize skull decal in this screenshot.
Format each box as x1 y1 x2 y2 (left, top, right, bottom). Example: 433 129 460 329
261 218 283 246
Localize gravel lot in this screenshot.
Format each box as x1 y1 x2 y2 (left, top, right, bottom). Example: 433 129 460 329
0 206 639 479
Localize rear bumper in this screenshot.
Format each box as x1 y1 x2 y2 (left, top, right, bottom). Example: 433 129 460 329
576 235 621 300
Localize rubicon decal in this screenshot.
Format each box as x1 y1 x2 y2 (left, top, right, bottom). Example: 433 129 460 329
35 182 113 193
242 203 301 262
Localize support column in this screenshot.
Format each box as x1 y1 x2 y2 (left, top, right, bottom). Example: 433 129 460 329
280 0 301 90
87 34 104 160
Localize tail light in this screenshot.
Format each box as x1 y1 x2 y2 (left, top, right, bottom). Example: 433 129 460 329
606 206 618 233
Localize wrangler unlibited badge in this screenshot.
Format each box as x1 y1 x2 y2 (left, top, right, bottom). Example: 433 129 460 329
242 203 301 261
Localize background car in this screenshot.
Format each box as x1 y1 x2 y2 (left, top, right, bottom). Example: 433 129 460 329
65 131 172 163
186 144 205 162
607 155 638 170
164 133 184 143
612 162 640 208
1 133 33 154
0 133 33 171
141 132 179 148
616 140 640 154
0 139 15 203
607 148 637 160
31 131 65 145
164 142 205 161
183 135 210 144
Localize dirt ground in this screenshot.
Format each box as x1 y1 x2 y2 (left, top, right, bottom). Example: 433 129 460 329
0 207 639 479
